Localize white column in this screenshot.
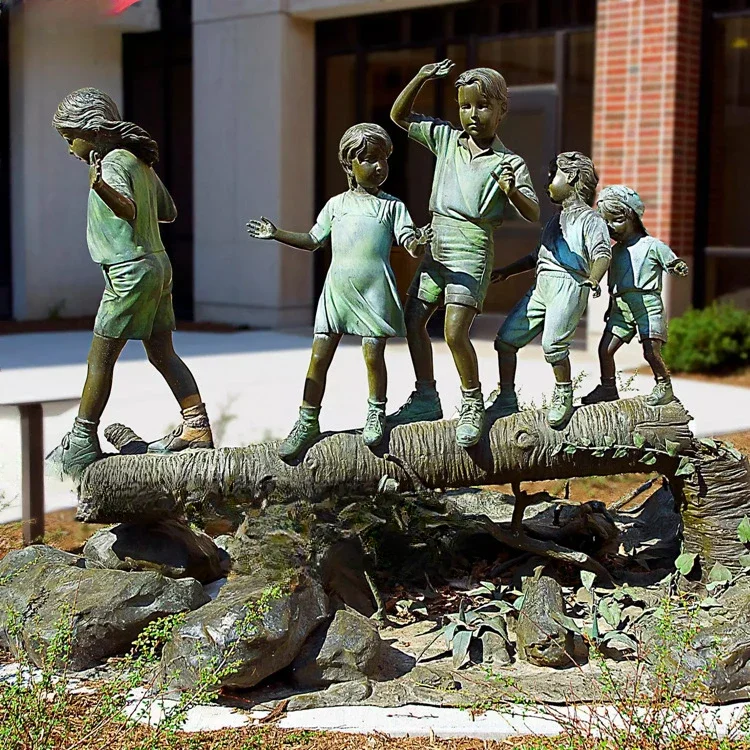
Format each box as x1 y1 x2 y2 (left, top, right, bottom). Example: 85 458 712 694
9 4 124 320
192 2 315 328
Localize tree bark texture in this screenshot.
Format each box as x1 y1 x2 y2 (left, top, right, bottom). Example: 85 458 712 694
77 397 692 520
74 396 750 570
678 449 750 573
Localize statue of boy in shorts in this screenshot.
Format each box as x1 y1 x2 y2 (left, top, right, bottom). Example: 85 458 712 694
490 152 611 428
581 185 688 406
388 60 540 448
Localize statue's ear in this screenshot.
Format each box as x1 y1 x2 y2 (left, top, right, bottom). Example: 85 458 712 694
566 169 579 186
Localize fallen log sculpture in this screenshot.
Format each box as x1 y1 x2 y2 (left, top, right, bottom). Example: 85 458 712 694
75 396 750 574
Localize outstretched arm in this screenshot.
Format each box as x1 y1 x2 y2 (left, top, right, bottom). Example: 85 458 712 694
391 59 455 131
90 152 136 222
246 217 321 252
581 256 611 298
491 252 538 283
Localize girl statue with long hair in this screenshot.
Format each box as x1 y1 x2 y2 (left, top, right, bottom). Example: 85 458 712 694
50 87 213 478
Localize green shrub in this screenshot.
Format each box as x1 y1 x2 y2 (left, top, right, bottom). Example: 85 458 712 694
663 302 750 373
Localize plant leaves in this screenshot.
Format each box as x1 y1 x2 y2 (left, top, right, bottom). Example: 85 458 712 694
581 570 597 591
600 631 638 650
478 616 510 642
676 457 696 477
614 447 629 459
443 622 459 646
708 562 733 584
603 435 616 449
633 433 646 449
739 554 750 569
675 552 698 576
551 611 581 634
513 595 526 611
639 451 658 466
452 628 472 669
598 599 623 629
592 448 607 458
699 437 717 451
664 439 681 457
564 444 578 455
738 517 750 545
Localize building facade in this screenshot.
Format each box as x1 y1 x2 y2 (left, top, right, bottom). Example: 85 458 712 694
2 0 748 346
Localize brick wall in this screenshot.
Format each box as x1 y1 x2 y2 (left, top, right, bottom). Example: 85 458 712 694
592 0 702 273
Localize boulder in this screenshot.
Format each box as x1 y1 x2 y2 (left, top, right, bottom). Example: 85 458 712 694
292 609 382 687
0 545 209 671
160 573 329 691
640 578 750 703
515 574 574 669
83 520 229 583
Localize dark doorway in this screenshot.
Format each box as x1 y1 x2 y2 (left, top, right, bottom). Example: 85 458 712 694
315 0 596 326
0 9 11 319
122 1 193 320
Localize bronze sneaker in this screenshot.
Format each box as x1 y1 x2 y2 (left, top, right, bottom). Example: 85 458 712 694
148 402 214 453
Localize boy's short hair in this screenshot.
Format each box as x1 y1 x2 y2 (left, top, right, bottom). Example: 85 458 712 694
455 68 509 121
597 184 647 232
338 123 393 189
555 151 599 206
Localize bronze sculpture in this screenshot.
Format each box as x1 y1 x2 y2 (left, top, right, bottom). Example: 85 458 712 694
49 88 213 479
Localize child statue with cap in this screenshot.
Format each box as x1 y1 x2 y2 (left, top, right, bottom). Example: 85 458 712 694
581 185 689 407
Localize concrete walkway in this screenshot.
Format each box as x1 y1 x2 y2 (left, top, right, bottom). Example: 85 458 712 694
1 328 749 523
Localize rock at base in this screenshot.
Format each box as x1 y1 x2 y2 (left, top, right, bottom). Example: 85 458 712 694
0 545 209 671
160 574 329 691
292 609 382 688
83 519 229 583
515 574 574 669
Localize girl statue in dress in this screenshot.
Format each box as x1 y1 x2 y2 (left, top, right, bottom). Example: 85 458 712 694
247 123 430 461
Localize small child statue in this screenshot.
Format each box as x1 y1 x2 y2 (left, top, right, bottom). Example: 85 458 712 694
581 185 689 406
490 152 611 428
246 123 430 461
388 60 540 448
51 88 213 479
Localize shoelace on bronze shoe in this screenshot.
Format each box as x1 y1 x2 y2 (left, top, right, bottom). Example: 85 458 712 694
365 408 384 432
551 388 569 410
458 397 483 426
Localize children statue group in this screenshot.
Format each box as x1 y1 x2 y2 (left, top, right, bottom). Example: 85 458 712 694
50 60 688 478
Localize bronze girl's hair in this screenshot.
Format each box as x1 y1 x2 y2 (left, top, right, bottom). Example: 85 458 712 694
52 88 159 166
555 151 599 206
338 123 392 189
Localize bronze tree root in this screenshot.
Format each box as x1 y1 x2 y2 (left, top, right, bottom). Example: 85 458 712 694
76 397 750 573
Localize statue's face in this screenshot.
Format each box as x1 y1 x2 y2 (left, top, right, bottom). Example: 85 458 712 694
600 206 637 241
547 163 575 204
62 134 94 162
458 83 503 142
351 142 388 190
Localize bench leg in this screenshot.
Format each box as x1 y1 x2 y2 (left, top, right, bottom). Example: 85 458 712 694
19 404 44 545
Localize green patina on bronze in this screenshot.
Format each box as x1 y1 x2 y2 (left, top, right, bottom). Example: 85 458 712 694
48 87 212 479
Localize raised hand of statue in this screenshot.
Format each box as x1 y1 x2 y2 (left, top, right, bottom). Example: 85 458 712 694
418 59 455 81
669 260 689 277
246 216 277 240
89 151 103 190
491 163 516 196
